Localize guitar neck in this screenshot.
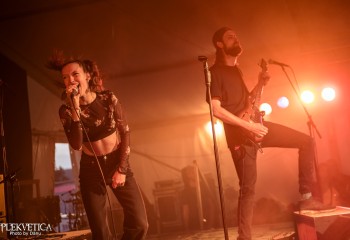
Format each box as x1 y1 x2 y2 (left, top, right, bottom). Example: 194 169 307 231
252 59 268 108
252 80 264 108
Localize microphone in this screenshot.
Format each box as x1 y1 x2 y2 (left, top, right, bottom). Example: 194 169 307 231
71 85 80 98
198 56 208 62
198 56 211 84
268 59 289 67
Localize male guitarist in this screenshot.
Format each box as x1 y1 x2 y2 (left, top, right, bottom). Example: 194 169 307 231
208 27 334 240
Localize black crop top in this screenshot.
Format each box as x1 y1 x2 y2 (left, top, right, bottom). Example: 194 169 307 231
59 90 130 171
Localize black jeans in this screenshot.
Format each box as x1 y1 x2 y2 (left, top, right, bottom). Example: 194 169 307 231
79 149 148 240
229 121 315 240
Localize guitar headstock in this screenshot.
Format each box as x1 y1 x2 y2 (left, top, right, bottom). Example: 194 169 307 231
258 58 268 72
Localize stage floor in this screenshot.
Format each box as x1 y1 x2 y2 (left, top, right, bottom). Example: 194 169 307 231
38 222 294 240
146 222 295 240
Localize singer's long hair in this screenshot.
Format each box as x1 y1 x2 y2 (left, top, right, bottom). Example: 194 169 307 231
46 50 104 95
214 49 226 65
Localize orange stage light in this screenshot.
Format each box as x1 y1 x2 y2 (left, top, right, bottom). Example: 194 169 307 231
260 103 272 116
321 87 336 102
205 120 224 137
300 90 315 104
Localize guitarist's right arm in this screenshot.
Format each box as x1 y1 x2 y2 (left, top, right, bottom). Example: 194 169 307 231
211 98 269 137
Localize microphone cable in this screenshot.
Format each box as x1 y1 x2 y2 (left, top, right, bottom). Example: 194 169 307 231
72 103 118 238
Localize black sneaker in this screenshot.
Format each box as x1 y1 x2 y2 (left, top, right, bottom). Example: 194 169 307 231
299 197 336 214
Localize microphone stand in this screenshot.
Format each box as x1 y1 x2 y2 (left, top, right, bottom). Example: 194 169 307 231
279 66 323 198
198 56 229 240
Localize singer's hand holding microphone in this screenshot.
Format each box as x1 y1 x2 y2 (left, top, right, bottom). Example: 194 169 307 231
67 85 80 118
71 87 79 97
67 84 80 98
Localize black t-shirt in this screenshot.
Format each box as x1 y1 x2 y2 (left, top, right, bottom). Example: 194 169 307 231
209 64 249 146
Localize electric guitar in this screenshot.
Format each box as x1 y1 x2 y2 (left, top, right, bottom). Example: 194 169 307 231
238 58 268 143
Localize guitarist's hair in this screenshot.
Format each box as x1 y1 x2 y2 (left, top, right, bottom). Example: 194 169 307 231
212 27 232 65
212 27 232 47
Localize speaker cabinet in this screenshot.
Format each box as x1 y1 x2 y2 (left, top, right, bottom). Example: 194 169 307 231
0 53 33 225
0 53 33 180
153 180 183 233
294 206 350 240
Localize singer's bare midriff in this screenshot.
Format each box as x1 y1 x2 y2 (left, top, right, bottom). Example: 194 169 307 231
82 132 120 156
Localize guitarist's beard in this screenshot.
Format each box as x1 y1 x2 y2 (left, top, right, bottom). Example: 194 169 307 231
224 44 243 57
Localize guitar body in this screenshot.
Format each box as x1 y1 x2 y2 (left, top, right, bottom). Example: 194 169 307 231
239 100 265 143
238 59 268 144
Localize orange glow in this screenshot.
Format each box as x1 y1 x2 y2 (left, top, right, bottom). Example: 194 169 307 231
321 87 336 102
300 90 315 104
205 120 224 137
260 103 272 115
277 96 289 108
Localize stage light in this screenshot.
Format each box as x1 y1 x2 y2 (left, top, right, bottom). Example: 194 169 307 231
205 120 224 136
277 96 289 108
321 87 336 102
300 90 314 104
260 103 272 115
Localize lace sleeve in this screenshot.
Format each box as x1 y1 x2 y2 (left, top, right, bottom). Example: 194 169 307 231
59 105 83 150
109 92 130 173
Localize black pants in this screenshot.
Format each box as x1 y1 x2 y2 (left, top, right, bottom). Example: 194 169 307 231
79 149 148 240
230 121 315 240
